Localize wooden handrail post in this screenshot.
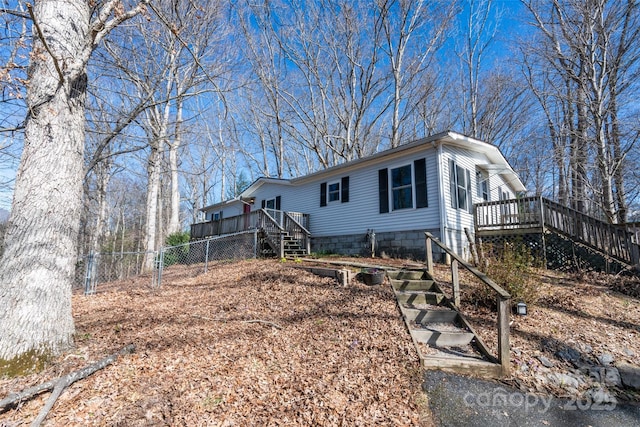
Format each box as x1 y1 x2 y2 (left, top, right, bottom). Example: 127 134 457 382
279 233 285 259
497 296 510 376
451 259 460 307
425 235 434 276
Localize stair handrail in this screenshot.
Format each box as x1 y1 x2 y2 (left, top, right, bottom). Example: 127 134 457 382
258 209 286 258
283 212 312 256
540 197 637 265
283 211 311 236
424 231 511 376
259 208 285 232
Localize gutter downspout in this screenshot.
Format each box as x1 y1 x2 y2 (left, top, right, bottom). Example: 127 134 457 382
436 141 448 262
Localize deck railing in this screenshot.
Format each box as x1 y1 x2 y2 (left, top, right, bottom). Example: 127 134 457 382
424 232 511 376
191 210 311 248
474 196 639 266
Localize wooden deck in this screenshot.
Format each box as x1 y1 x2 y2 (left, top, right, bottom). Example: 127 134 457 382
191 209 311 257
474 196 639 267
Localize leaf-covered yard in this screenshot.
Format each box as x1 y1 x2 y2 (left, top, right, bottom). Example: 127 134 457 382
0 260 430 426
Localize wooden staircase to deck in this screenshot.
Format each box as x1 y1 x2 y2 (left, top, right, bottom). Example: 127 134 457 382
475 196 640 272
388 268 505 378
260 231 308 258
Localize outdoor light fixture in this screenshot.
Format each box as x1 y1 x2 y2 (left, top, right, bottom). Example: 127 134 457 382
516 302 527 316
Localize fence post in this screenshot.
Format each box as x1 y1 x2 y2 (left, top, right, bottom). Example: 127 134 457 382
155 250 164 288
204 239 210 273
84 252 94 295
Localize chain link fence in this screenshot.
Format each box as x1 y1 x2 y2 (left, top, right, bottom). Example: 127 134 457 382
75 251 157 294
155 230 258 287
77 230 259 294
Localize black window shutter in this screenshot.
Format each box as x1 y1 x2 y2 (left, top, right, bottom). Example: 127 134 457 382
449 159 457 209
275 195 281 210
341 176 349 203
378 168 389 214
466 170 473 213
261 200 266 209
320 182 327 207
414 158 427 208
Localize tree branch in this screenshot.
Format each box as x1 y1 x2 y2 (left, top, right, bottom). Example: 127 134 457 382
0 344 136 421
91 1 151 49
26 4 64 85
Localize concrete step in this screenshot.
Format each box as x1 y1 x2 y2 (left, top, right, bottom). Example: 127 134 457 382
390 278 435 292
387 270 432 281
396 291 445 306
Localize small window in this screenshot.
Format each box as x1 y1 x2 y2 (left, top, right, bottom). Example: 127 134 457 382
213 212 221 221
391 164 413 210
476 171 489 201
265 198 276 210
328 182 340 202
449 159 472 212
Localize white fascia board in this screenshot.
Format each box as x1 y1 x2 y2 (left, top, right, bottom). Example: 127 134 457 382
447 132 526 193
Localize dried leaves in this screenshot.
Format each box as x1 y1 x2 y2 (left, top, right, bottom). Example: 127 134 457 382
1 260 427 426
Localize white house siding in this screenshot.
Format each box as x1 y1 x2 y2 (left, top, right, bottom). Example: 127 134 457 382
250 146 443 257
204 201 244 221
442 145 519 259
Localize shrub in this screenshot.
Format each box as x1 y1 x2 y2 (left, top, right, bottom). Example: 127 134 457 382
163 231 191 266
474 240 540 308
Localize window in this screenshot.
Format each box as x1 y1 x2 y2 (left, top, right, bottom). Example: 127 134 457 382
476 170 489 201
391 164 413 210
449 159 472 213
320 177 349 207
265 198 276 210
378 159 428 213
213 212 221 221
328 182 340 202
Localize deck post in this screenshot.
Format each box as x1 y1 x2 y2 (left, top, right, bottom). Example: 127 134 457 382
451 259 460 307
497 296 510 376
306 237 311 256
425 235 434 276
279 232 285 259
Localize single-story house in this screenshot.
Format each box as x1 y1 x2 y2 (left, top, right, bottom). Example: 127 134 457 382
193 131 526 260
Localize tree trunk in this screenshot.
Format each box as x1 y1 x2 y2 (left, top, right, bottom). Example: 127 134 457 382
0 1 91 364
167 98 183 235
143 141 162 271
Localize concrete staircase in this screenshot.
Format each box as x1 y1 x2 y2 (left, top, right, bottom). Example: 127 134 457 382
388 269 504 378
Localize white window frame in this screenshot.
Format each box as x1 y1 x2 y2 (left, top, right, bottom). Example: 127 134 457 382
390 163 414 211
476 170 489 202
450 160 472 212
328 181 340 202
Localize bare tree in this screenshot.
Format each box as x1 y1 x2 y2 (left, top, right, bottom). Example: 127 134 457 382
0 0 149 367
377 0 455 147
523 0 640 221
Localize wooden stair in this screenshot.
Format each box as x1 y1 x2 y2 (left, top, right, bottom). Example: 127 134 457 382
260 230 308 258
388 269 503 378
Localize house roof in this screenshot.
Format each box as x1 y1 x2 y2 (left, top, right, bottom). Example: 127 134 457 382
201 131 526 212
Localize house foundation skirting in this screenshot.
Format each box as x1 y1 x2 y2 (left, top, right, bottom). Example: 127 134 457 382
311 228 443 260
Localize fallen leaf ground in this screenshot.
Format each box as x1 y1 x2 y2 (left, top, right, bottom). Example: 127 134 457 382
431 263 640 402
0 259 430 426
2 257 639 426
